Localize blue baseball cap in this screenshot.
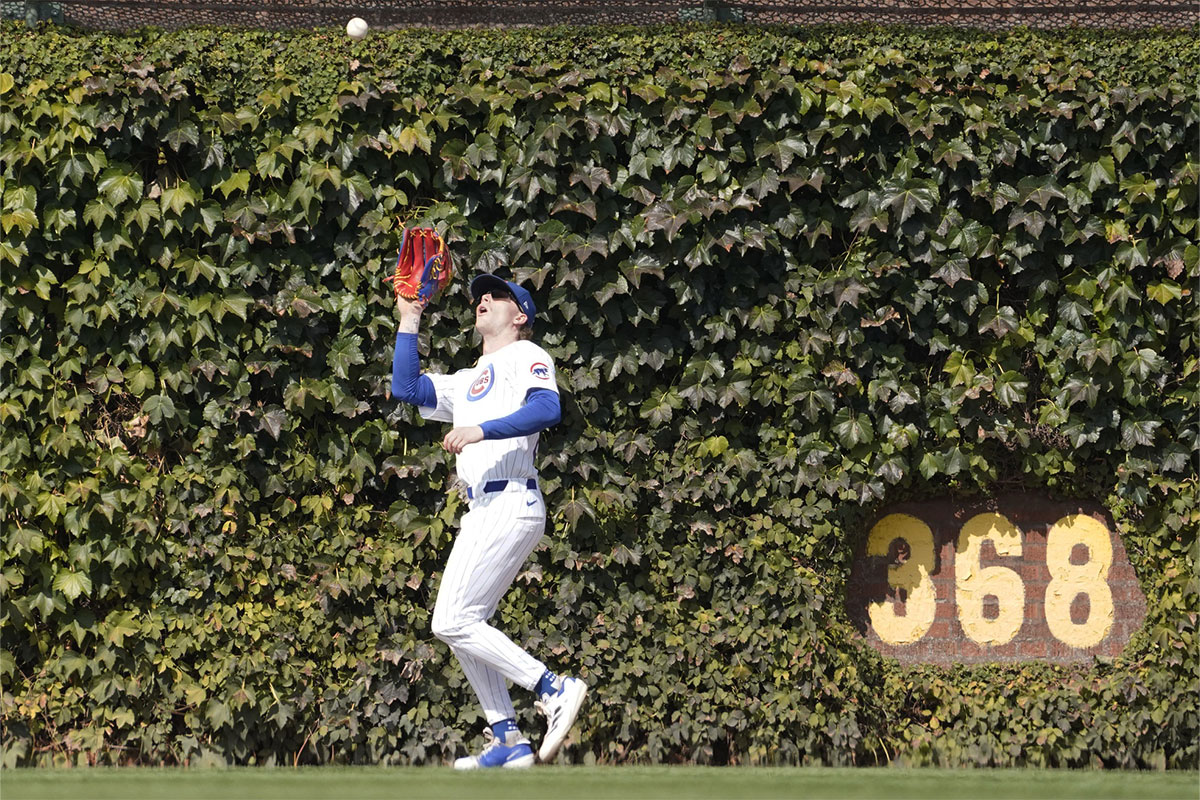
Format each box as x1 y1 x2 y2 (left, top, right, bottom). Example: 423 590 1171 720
469 274 536 328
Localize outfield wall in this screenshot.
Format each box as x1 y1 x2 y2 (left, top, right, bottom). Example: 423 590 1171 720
0 23 1196 767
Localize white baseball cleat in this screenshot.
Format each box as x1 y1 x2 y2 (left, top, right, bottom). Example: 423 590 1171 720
534 676 588 763
453 729 535 770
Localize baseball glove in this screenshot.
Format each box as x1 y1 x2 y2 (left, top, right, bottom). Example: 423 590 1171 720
385 227 452 304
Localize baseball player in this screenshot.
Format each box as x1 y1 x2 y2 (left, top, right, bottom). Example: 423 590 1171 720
390 273 587 769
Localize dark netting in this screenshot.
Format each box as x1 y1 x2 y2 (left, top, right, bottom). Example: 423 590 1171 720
3 0 1196 31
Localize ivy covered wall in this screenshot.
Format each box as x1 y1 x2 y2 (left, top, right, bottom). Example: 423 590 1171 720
1 23 1196 768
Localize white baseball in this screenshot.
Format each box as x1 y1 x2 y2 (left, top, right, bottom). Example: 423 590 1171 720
346 17 369 40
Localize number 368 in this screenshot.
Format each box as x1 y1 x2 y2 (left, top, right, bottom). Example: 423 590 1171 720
867 513 1115 649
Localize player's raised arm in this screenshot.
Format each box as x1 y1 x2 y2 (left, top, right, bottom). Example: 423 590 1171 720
396 296 425 334
387 225 454 408
391 298 437 407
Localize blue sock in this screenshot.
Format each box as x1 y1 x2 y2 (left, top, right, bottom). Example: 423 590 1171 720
491 717 520 740
535 669 559 698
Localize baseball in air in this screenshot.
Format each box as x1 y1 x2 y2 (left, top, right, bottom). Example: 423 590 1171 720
346 17 369 40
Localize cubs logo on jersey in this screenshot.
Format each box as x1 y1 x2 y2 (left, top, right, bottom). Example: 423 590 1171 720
467 364 495 401
530 362 551 380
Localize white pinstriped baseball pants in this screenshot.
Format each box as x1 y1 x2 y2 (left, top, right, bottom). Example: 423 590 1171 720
431 486 547 724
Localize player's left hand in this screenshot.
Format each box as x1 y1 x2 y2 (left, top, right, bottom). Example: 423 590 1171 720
443 426 484 454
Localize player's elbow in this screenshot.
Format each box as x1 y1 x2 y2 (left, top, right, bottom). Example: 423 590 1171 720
543 392 562 427
391 378 420 406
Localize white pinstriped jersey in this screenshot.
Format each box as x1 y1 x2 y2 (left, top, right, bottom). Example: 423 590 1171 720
420 340 558 489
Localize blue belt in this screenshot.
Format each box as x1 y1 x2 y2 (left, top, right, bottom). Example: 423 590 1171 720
467 479 538 500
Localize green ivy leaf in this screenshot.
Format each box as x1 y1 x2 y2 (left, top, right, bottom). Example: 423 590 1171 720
97 168 144 206
943 352 976 387
327 335 366 379
259 407 288 440
918 451 944 479
978 306 1019 338
1146 282 1182 305
161 182 199 215
932 256 970 287
994 371 1029 405
1120 418 1161 448
933 138 974 168
833 410 875 448
104 610 140 646
217 170 251 198
1122 348 1165 382
143 394 176 423
1116 239 1150 268
219 292 253 322
1017 175 1066 209
885 180 938 224
1077 156 1116 192
205 700 232 729
126 365 156 396
36 492 67 523
162 120 201 151
52 570 92 601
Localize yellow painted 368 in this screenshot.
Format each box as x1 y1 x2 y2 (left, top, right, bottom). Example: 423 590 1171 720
866 513 1115 649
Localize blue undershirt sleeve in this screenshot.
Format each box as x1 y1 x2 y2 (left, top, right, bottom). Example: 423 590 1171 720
479 388 561 439
391 332 437 408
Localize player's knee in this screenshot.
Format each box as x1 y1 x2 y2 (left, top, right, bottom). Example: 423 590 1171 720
430 612 462 644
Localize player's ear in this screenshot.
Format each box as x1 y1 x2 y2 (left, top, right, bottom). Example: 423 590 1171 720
513 311 528 328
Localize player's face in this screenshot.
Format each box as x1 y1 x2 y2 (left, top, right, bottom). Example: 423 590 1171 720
474 290 526 336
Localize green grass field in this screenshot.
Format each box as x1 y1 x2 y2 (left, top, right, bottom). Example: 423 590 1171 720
1 766 1196 800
